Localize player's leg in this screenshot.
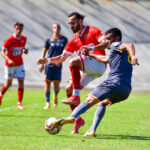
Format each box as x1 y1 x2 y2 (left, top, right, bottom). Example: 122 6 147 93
84 99 110 137
53 81 60 107
17 79 24 109
14 64 25 109
44 80 51 109
64 56 82 104
0 66 14 106
0 80 12 105
52 66 62 107
43 65 53 109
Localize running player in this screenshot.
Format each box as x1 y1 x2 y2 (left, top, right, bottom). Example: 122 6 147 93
52 28 139 136
0 22 28 109
37 12 106 133
38 23 68 109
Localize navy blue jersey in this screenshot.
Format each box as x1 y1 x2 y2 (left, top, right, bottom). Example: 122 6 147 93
107 42 133 87
44 36 68 67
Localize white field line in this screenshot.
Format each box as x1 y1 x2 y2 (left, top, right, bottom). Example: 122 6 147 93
0 103 43 112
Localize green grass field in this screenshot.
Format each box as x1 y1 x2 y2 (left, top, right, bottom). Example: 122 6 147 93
0 90 150 150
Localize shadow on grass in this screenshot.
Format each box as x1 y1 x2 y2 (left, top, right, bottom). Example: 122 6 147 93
1 133 150 141
95 134 150 141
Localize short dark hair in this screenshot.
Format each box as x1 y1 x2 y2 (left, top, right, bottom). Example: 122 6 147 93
14 22 24 28
105 28 122 41
68 12 85 20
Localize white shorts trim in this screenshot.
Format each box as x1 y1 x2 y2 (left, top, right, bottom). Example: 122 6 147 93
5 64 25 80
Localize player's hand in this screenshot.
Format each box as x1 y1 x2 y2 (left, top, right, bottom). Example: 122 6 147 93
7 59 15 66
37 58 49 64
22 48 28 54
131 56 139 65
39 64 44 72
79 46 91 56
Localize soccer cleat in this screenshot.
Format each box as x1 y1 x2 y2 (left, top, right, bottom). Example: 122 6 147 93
44 103 50 109
83 130 96 137
53 97 58 107
17 104 24 109
71 118 85 134
0 96 2 106
53 117 75 127
61 95 80 105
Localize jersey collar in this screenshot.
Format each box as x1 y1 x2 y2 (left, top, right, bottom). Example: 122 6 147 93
78 25 87 37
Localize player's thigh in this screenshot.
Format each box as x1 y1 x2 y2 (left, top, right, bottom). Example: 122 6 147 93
109 84 131 104
4 66 16 80
80 72 98 88
80 55 106 75
14 64 25 80
53 67 62 82
69 56 82 70
44 65 54 81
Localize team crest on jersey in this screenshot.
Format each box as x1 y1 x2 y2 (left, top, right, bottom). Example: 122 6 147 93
84 34 88 40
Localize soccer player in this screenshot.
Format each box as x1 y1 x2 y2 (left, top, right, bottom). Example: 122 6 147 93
38 23 68 109
0 22 28 109
52 28 139 136
37 12 106 133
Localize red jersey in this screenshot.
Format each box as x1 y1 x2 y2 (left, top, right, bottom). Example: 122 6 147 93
64 26 105 56
3 34 27 67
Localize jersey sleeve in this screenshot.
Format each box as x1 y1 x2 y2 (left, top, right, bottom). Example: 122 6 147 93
3 37 11 50
63 38 76 55
44 39 50 49
110 42 123 53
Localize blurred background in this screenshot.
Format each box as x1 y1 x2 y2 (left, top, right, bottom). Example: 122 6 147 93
0 0 150 92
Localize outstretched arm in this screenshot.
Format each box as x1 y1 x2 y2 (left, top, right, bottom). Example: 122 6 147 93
37 52 70 65
120 43 139 65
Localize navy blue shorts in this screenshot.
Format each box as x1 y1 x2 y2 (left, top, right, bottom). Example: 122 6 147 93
90 81 131 104
44 64 62 82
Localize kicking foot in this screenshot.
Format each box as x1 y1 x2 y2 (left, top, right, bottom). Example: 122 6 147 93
71 118 85 134
53 117 75 126
61 95 80 105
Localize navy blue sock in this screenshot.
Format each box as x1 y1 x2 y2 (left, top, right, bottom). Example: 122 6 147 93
45 91 50 103
71 102 89 118
89 103 106 132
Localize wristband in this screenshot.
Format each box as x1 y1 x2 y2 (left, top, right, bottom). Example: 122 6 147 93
91 47 95 51
47 58 51 63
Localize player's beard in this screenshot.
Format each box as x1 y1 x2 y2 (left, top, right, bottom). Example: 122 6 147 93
71 23 80 33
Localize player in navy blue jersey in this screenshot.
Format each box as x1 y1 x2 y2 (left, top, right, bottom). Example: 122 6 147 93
38 23 68 109
52 28 139 136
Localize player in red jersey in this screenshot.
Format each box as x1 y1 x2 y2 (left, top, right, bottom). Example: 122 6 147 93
37 12 106 133
0 22 28 109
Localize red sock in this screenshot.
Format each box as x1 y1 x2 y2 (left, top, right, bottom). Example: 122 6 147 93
69 66 81 89
18 88 24 104
0 85 7 95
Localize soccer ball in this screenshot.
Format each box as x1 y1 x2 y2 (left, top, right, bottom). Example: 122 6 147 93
45 117 61 135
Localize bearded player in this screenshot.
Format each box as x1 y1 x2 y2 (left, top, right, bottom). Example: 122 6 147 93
37 12 106 133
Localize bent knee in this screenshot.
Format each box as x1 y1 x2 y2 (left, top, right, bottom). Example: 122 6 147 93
69 57 81 66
